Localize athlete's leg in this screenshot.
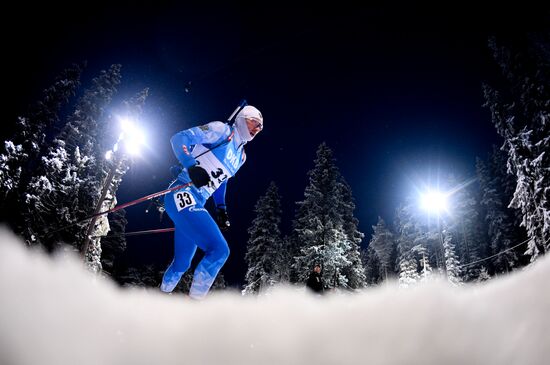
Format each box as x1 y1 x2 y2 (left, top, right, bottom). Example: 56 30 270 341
160 187 201 293
187 210 230 299
160 224 197 293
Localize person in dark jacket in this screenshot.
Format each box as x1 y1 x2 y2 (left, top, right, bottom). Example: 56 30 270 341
306 264 324 294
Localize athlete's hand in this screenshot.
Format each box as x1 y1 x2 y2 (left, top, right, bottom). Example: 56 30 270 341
215 207 230 231
188 165 210 188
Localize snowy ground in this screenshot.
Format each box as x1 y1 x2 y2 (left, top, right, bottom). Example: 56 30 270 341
0 228 548 365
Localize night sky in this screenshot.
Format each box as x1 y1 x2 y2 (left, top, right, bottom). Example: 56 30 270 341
5 3 548 286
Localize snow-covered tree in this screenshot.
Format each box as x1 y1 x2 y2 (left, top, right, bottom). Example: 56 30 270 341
394 203 421 287
442 229 462 285
291 143 351 288
242 182 284 295
484 34 550 260
0 63 82 202
337 179 366 289
368 217 396 281
23 64 122 262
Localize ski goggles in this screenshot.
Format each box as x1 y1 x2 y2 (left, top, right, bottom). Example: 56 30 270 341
246 117 263 131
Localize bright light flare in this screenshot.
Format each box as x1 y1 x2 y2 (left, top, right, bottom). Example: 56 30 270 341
119 117 146 155
420 191 448 213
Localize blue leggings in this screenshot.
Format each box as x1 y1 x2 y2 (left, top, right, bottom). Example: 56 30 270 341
160 186 229 299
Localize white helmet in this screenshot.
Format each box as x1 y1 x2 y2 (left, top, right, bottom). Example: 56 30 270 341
234 105 263 142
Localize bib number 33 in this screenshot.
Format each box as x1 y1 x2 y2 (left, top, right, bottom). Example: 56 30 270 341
174 191 196 211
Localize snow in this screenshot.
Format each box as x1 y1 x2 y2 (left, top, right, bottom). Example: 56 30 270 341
0 228 549 365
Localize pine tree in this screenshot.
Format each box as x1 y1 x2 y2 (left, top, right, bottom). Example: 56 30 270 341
23 65 122 258
291 143 351 288
368 217 396 281
484 34 550 259
442 229 462 285
0 64 82 203
337 179 366 289
242 182 284 295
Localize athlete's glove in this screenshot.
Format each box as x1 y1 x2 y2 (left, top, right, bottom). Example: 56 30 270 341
188 165 210 188
215 206 230 231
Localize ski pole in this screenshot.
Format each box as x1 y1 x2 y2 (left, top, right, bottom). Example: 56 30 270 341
45 182 192 237
95 227 175 239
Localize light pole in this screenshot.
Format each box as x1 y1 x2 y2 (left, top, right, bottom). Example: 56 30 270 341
81 118 145 271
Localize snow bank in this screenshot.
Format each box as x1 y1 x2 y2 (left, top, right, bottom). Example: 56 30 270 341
0 228 548 365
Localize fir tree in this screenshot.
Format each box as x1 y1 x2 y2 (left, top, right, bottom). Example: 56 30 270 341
242 182 284 295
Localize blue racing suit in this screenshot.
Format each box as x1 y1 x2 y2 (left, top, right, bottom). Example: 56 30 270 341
161 121 246 298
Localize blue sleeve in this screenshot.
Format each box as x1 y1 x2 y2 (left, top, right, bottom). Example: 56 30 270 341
170 121 230 168
212 180 228 208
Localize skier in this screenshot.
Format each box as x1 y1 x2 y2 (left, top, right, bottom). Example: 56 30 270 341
160 105 263 299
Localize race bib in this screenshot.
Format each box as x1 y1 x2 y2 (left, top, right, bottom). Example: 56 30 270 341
174 191 196 212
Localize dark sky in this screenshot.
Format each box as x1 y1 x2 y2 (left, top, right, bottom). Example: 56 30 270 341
5 3 549 286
